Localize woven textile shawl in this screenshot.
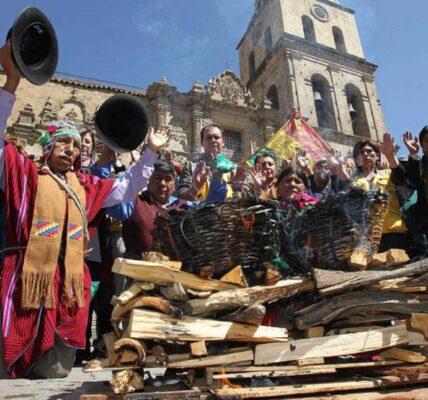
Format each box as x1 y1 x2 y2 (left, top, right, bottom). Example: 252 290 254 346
21 172 86 309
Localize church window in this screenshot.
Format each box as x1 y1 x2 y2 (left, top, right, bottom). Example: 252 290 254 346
302 16 316 43
223 129 243 163
249 51 256 79
333 27 347 52
266 85 279 109
311 74 337 130
345 84 370 137
264 27 273 57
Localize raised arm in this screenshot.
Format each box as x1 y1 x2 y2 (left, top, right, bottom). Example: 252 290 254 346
102 125 171 207
0 41 21 190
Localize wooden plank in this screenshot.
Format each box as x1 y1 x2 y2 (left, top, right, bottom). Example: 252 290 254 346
184 278 314 316
113 258 239 292
208 360 403 374
314 258 428 296
287 388 428 400
254 325 409 365
167 349 254 368
128 309 288 342
291 357 324 366
211 366 336 380
214 374 428 399
123 389 201 400
379 347 427 363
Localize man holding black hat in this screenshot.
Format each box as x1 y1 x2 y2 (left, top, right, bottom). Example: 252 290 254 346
0 42 170 378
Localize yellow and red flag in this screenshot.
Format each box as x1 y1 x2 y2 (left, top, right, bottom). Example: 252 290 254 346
247 109 334 166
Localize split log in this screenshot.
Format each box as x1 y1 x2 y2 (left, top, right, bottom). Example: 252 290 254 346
314 258 428 296
184 278 313 316
160 283 189 302
111 296 182 322
294 290 428 329
410 313 428 339
113 257 239 292
113 338 147 365
114 281 155 306
371 249 410 268
190 341 207 357
110 370 144 395
222 305 266 326
254 324 408 365
128 309 288 342
220 265 248 287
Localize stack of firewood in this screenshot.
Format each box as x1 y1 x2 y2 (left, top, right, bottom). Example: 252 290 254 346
84 253 428 399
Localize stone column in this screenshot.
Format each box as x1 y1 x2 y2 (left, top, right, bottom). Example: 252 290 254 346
327 64 344 132
156 102 168 128
191 108 203 156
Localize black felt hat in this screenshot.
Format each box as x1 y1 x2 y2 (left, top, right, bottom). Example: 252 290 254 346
7 7 58 85
95 94 149 153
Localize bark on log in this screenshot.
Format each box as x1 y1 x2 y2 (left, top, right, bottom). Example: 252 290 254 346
222 305 266 326
294 290 428 329
184 278 313 316
314 258 428 296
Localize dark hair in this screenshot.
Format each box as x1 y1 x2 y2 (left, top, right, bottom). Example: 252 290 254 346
254 151 276 165
276 166 309 188
419 125 428 146
352 140 380 164
200 124 223 141
314 159 328 169
153 159 175 175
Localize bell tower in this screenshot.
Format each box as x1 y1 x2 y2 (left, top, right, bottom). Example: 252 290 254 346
238 0 385 150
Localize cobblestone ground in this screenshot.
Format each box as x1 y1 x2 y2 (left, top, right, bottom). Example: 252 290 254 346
0 367 112 399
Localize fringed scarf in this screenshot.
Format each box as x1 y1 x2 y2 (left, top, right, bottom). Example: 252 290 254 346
21 169 87 309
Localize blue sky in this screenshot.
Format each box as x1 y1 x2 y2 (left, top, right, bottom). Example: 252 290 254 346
1 1 427 153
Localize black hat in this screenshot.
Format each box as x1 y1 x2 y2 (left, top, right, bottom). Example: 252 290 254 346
95 94 149 153
7 7 58 85
419 125 428 146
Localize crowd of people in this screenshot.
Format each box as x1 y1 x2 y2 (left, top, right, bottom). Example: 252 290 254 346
1 39 427 380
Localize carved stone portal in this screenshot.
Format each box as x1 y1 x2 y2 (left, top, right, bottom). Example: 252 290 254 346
207 71 257 108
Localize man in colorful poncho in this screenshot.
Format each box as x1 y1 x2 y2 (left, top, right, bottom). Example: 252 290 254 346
0 42 169 378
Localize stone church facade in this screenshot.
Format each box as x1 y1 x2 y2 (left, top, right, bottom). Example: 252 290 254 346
1 0 385 162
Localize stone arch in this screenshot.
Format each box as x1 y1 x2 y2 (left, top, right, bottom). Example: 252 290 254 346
302 16 316 43
264 27 273 57
57 89 87 122
311 74 336 130
249 51 256 79
266 85 279 110
345 83 370 137
332 26 346 52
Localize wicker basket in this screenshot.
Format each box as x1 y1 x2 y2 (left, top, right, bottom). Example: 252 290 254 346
155 199 280 281
280 187 390 270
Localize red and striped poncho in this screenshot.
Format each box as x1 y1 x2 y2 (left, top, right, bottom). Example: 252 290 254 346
1 143 114 377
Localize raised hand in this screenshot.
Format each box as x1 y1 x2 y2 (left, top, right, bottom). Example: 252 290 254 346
147 125 171 153
249 163 268 192
281 158 292 170
231 164 246 190
403 131 420 155
192 160 209 190
296 148 309 171
0 41 21 93
377 132 396 157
